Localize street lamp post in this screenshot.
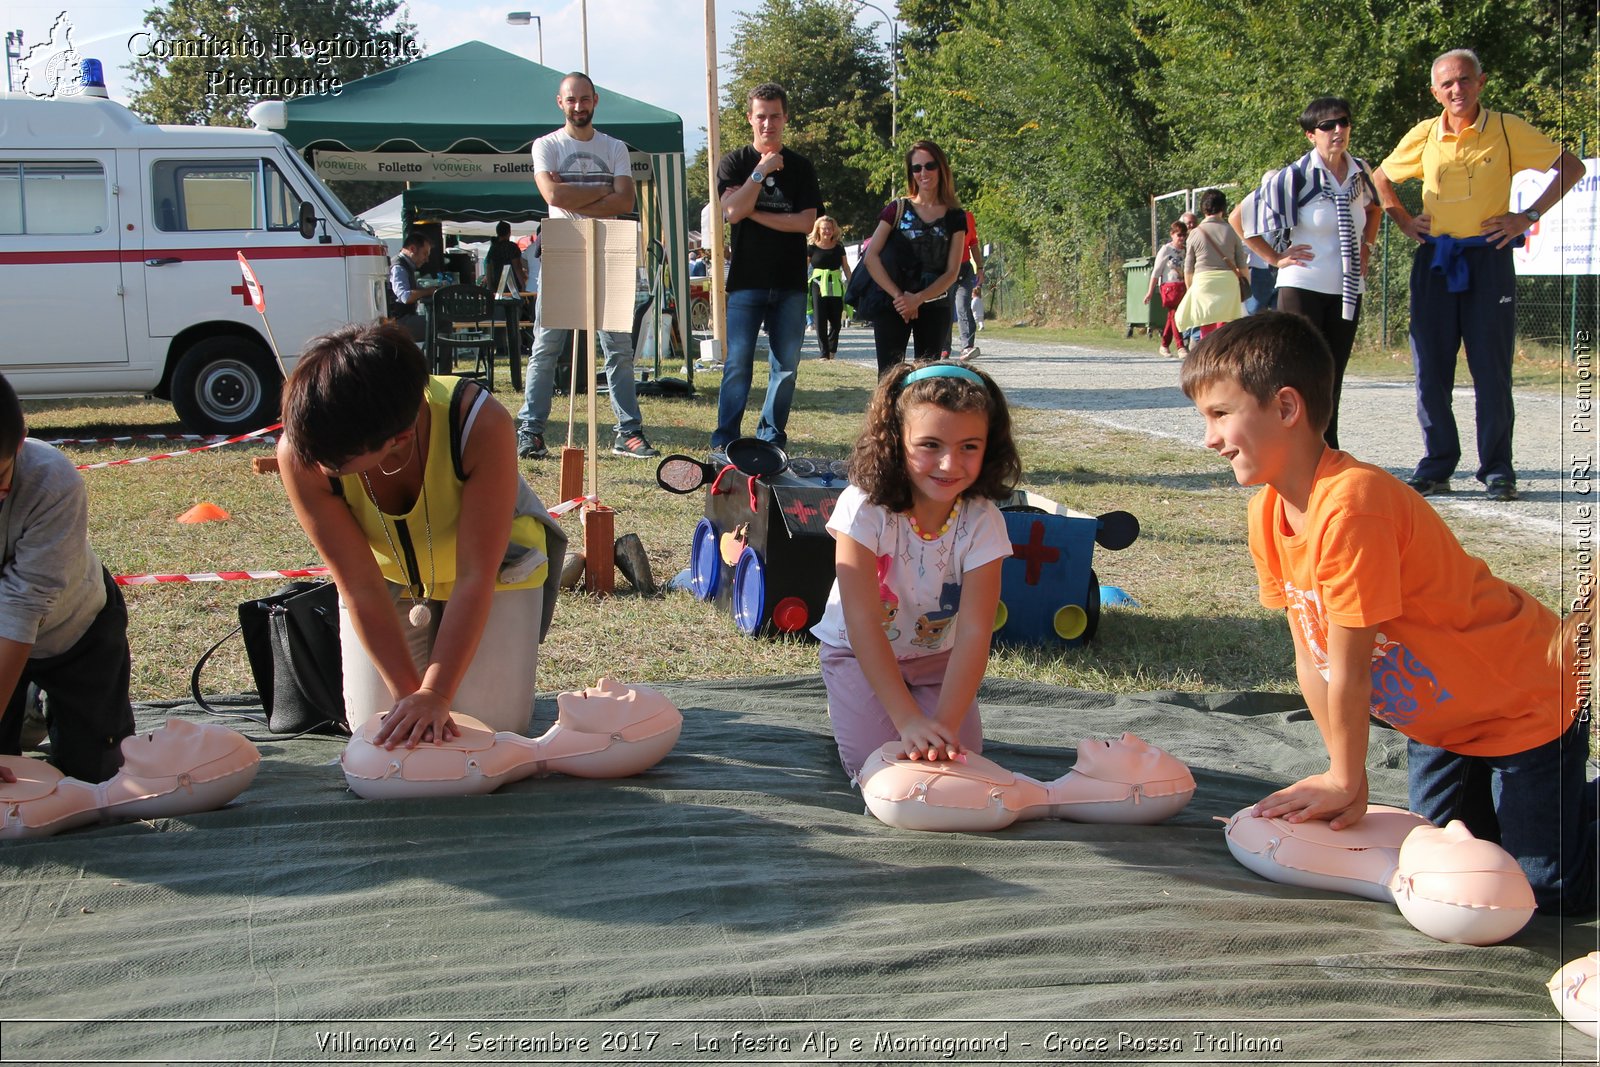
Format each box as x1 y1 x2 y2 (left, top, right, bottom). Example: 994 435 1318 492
504 12 544 65
854 0 897 145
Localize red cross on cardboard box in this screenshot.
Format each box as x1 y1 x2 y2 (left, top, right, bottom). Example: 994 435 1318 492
1012 519 1061 585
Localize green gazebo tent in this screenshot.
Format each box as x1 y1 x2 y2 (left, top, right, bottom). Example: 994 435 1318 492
279 41 691 378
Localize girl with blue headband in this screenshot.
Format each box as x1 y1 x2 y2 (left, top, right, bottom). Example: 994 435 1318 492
811 361 1022 780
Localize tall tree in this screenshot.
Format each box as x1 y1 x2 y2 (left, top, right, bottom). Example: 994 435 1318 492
128 0 419 128
719 0 893 237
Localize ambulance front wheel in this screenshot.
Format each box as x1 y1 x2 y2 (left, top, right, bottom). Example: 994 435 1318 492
171 336 281 435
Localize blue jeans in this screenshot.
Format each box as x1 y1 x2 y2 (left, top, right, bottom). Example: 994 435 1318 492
953 266 979 352
1245 265 1278 315
1408 242 1517 484
713 287 806 449
516 298 642 442
1407 716 1596 915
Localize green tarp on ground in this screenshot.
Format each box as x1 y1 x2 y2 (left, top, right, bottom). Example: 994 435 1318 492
2 677 1593 1063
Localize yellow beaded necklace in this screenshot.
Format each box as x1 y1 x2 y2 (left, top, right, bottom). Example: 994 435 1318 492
908 501 960 541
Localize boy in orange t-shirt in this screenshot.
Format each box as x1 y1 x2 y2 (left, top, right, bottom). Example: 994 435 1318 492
1181 312 1592 914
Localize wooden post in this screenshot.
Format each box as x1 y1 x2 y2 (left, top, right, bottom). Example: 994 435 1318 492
582 503 615 595
585 219 601 506
703 0 726 359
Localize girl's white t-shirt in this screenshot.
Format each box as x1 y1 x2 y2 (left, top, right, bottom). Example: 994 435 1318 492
812 485 1012 658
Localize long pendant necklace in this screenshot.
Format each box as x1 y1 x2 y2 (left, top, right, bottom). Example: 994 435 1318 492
361 436 436 628
908 501 960 542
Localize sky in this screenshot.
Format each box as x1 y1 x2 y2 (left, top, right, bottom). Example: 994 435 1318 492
4 0 898 154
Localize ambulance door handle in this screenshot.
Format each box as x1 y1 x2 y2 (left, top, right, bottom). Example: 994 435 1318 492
145 257 182 266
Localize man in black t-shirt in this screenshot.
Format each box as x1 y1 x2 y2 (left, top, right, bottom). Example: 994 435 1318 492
710 82 821 453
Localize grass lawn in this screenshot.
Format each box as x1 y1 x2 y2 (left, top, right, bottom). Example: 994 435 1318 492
24 353 1567 706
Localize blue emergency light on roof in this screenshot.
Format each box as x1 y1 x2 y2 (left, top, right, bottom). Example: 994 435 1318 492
78 58 108 98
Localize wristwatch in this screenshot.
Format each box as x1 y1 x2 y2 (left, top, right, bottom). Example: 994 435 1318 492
1524 207 1542 223
749 169 764 184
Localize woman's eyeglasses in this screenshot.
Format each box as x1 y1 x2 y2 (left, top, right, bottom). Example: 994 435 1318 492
1313 116 1352 132
908 162 939 174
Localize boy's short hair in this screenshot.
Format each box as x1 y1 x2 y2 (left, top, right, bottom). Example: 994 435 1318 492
282 321 429 469
1299 96 1352 132
0 373 22 455
748 82 789 114
1179 312 1334 433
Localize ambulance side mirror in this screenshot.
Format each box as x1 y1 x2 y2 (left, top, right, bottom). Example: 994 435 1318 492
298 200 322 242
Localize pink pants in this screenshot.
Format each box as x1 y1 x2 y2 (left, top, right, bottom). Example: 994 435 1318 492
818 642 984 781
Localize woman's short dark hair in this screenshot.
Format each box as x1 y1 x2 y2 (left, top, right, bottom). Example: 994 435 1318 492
850 361 1020 512
1300 96 1352 132
282 321 428 469
1200 188 1228 216
0 373 23 456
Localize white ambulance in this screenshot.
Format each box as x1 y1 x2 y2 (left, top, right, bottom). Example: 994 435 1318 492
0 92 389 433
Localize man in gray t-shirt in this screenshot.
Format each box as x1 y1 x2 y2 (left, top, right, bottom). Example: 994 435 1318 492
514 72 658 461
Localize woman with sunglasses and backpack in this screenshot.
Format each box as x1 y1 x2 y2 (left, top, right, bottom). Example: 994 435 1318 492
861 141 968 375
1232 97 1382 449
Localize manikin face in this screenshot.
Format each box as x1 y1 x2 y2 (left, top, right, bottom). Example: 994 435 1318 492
901 402 987 510
557 76 597 129
747 97 786 150
1430 56 1486 123
1192 378 1295 488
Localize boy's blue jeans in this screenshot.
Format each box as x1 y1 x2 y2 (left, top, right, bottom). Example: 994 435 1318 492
1407 716 1596 915
712 288 806 450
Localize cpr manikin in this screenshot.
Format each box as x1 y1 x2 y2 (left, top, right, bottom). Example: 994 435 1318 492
0 718 260 839
1224 805 1536 945
341 677 682 799
858 733 1195 832
1549 954 1600 1038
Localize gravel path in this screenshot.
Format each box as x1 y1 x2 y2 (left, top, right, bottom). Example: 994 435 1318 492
824 326 1590 546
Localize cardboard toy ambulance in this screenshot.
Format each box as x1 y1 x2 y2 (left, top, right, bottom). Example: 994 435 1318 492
686 463 1138 644
0 91 388 433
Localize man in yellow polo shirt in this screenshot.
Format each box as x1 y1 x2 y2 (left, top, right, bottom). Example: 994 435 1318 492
1373 48 1583 502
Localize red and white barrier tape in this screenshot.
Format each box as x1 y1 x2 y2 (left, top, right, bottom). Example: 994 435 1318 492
116 566 329 587
75 423 283 471
44 431 276 448
548 494 594 517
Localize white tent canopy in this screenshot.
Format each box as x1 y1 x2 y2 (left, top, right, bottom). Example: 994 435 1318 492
358 194 541 240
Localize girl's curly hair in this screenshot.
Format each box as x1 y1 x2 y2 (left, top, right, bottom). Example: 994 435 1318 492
849 361 1020 512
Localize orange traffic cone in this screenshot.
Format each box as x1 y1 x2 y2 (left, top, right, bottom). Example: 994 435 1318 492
177 501 230 523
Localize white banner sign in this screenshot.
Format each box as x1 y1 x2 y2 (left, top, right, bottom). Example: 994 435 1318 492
314 150 656 184
1513 157 1599 275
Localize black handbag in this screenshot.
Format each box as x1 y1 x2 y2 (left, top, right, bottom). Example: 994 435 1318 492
191 580 349 736
844 200 918 319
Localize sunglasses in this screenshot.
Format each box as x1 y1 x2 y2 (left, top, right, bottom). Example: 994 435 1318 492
908 162 940 174
1313 116 1352 132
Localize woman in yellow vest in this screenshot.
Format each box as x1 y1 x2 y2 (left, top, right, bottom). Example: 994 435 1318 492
278 321 564 749
807 215 852 360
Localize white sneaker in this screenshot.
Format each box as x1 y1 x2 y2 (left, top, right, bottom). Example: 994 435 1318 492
1158 344 1171 357
961 346 980 361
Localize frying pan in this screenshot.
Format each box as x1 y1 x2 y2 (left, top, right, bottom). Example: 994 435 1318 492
654 454 721 494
